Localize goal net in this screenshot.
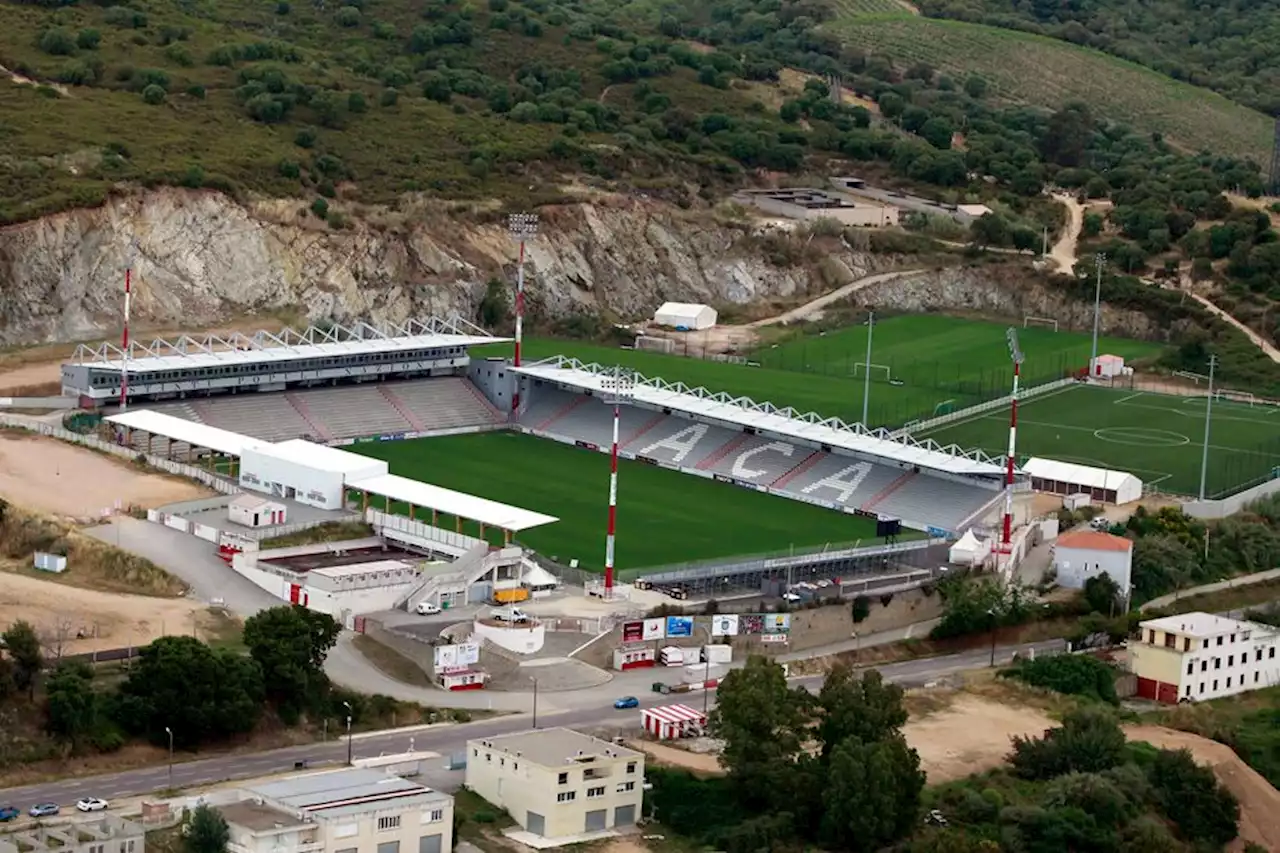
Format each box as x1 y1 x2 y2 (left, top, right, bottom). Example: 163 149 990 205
1215 389 1257 406
853 362 892 381
1023 317 1058 332
635 335 675 354
932 399 956 416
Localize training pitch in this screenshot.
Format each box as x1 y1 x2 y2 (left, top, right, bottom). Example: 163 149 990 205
916 385 1280 498
475 316 1162 428
350 431 887 572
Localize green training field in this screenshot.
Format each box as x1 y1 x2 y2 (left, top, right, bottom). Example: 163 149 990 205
916 385 1280 498
349 431 888 572
475 315 1162 429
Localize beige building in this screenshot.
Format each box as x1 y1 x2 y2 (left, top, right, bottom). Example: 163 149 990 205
465 728 645 841
0 815 143 853
1130 611 1280 704
219 768 453 853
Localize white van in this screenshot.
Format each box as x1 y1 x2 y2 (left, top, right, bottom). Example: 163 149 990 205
491 607 529 623
415 601 442 615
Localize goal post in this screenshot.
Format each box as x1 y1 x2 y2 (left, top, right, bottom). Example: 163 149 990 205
1023 316 1058 332
853 362 892 381
932 399 956 416
634 335 675 354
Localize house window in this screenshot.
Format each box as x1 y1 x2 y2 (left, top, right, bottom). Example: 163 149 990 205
1227 677 1233 688
1255 672 1261 683
429 810 444 823
472 748 478 757
1213 680 1219 690
1164 633 1176 649
1217 636 1224 646
587 786 606 799
379 816 402 832
1199 683 1205 694
377 842 400 853
513 762 519 771
626 762 637 774
1215 658 1221 669
1201 661 1207 672
1229 655 1235 666
1186 661 1194 676
1270 647 1276 659
1147 630 1155 643
557 791 576 803
1185 684 1192 697
500 758 505 767
558 772 569 784
485 753 491 762
1258 649 1264 662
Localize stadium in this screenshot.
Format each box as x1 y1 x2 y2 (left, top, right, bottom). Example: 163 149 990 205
51 310 1280 614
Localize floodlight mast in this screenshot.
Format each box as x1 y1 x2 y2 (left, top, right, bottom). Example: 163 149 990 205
508 212 538 414
1001 328 1024 558
120 238 140 411
600 366 635 597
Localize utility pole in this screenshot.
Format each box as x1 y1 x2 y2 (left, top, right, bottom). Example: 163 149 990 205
120 238 139 411
1001 329 1024 560
1199 354 1218 500
507 212 538 415
1089 253 1106 378
861 310 875 426
343 700 353 765
164 726 174 790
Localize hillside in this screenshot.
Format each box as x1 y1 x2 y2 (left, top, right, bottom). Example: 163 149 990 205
823 11 1274 163
915 0 1280 115
0 0 1268 229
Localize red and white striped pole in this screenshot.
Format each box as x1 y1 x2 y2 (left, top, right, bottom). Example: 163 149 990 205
602 367 634 597
507 212 538 415
1002 329 1024 554
120 239 137 411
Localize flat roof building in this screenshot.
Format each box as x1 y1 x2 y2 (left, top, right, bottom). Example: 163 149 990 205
221 768 454 853
466 728 645 843
0 815 144 853
1130 612 1280 704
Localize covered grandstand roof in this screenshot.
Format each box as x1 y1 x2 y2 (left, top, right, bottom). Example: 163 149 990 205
105 409 263 455
1023 457 1142 498
513 357 1006 476
70 316 507 373
347 473 558 532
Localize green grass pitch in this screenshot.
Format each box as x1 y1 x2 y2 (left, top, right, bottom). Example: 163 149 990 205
349 432 889 572
475 315 1162 429
916 385 1280 498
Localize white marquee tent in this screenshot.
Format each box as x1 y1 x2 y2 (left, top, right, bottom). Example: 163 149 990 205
653 302 717 331
948 529 990 566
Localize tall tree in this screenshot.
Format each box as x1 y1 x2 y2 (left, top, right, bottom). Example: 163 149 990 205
820 732 925 851
1148 748 1239 847
816 665 908 761
709 655 810 811
242 606 341 721
2 620 43 698
184 804 230 853
44 660 98 748
1009 707 1127 780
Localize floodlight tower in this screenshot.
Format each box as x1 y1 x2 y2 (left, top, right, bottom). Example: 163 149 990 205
1089 252 1106 378
600 366 635 598
507 212 539 414
1001 328 1024 556
120 238 140 411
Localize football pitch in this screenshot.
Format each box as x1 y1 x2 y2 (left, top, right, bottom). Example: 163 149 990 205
475 315 1162 428
349 432 889 572
916 385 1280 498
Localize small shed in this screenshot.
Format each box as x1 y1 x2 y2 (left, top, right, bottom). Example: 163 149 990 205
1090 354 1128 379
948 529 990 566
229 494 287 528
641 703 707 740
1023 457 1142 505
653 302 717 331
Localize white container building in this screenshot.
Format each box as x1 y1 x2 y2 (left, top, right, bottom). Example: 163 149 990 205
239 439 388 510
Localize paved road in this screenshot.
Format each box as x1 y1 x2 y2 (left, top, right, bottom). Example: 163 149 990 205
0 638 1065 809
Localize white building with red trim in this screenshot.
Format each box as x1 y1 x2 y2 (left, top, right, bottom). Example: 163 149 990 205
640 704 707 740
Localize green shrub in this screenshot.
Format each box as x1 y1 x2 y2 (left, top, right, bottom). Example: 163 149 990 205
103 6 148 28
1002 653 1119 703
76 28 101 50
38 28 77 56
141 84 166 105
310 197 329 218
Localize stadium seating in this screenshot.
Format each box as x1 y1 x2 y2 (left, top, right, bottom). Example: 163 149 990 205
193 393 316 443
521 386 998 532
382 378 504 431
299 386 413 438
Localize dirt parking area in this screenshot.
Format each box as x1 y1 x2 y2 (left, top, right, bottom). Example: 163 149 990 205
904 696 1057 783
0 433 210 516
1125 724 1280 853
0 571 209 654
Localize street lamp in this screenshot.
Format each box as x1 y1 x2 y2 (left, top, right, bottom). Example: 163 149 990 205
987 608 998 668
507 212 539 414
164 726 174 790
343 701 353 766
531 677 539 729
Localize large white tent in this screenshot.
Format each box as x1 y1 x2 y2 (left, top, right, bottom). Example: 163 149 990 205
1024 457 1142 505
948 529 990 566
653 302 717 331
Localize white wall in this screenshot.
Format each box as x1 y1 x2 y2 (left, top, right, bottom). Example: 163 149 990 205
240 446 347 510
303 582 417 616
231 552 297 602
1056 546 1132 592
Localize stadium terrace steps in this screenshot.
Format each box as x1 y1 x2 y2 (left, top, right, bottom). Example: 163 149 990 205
860 470 917 513
535 393 592 432
386 378 506 432
619 411 668 448
460 378 507 422
301 386 413 438
696 432 751 470
379 386 426 433
286 392 335 441
770 449 823 490
705 435 815 484
874 474 996 531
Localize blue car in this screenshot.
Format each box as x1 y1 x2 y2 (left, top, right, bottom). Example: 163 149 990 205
29 803 59 818
614 696 639 710
0 806 19 822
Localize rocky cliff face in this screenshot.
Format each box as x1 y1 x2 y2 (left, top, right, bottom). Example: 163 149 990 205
0 188 1163 347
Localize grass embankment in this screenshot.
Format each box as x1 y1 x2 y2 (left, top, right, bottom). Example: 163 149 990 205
350 431 886 571
259 521 374 549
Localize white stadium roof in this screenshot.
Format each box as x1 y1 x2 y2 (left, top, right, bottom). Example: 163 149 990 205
70 317 507 374
348 473 558 532
513 357 1007 476
105 409 263 456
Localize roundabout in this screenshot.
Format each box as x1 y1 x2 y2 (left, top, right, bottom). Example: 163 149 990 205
1092 427 1190 448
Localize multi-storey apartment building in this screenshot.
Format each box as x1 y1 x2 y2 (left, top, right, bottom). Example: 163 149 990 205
1130 612 1280 703
465 728 645 841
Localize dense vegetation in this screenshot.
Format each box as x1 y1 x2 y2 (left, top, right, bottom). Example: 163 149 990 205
651 659 1244 851
916 0 1280 115
0 0 1267 227
1162 687 1280 793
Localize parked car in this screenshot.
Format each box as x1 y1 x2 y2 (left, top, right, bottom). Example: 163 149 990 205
76 798 109 813
0 806 19 822
415 601 442 615
614 696 640 710
29 803 59 818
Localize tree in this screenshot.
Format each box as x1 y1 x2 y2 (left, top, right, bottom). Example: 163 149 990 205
709 656 810 811
820 733 924 851
962 74 987 99
242 605 340 721
116 636 264 748
1148 748 1239 846
1009 707 1127 780
1083 572 1122 615
816 666 907 760
969 213 1010 248
851 596 871 624
142 84 166 105
1003 654 1119 703
3 620 43 698
44 661 98 747
185 804 230 853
